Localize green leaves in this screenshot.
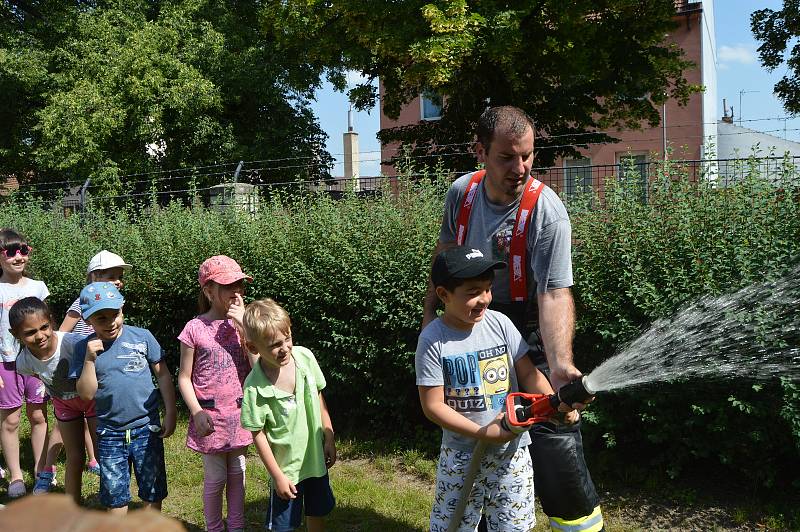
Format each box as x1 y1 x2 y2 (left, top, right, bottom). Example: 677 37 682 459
0 174 446 431
1 0 332 189
1 154 798 485
410 2 484 86
571 158 800 488
278 0 699 167
752 3 800 114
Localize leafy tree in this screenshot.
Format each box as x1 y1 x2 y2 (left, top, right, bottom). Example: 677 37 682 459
752 2 800 114
0 0 332 192
268 0 701 168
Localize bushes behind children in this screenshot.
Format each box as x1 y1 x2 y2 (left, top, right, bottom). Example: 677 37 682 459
0 183 445 438
2 168 800 490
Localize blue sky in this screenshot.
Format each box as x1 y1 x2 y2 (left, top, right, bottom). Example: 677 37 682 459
312 74 382 178
311 1 795 177
715 1 797 137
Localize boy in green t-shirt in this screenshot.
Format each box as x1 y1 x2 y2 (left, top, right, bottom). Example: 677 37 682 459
240 298 336 532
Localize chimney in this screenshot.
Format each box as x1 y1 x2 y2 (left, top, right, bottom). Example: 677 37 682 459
721 98 733 124
343 105 360 191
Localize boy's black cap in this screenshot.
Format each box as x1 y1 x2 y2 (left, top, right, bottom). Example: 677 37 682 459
431 246 506 287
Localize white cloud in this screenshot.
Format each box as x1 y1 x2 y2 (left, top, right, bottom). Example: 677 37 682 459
346 71 370 87
719 45 757 65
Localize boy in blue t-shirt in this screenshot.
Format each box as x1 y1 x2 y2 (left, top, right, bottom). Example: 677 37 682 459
71 282 176 514
416 246 576 531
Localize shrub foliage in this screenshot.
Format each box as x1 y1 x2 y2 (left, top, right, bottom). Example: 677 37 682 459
2 160 798 488
570 158 800 488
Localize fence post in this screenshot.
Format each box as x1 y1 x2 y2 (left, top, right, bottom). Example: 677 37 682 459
79 178 90 211
78 178 90 226
233 160 244 184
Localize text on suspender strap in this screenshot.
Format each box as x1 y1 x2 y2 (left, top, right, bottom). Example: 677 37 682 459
509 177 545 301
455 170 485 246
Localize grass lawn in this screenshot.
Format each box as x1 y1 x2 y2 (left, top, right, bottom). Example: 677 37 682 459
161 428 436 531
2 413 434 530
2 412 796 530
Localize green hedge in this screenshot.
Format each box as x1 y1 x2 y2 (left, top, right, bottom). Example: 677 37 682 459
2 160 798 488
1 179 444 435
569 159 800 488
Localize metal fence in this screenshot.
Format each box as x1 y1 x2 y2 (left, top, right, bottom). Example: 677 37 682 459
531 156 800 200
4 156 799 214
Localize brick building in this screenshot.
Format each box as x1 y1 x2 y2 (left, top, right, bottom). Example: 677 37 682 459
379 0 717 192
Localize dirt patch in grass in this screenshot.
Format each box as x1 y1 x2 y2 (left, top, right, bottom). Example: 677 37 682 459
344 457 434 494
594 480 798 532
353 452 792 532
600 491 749 531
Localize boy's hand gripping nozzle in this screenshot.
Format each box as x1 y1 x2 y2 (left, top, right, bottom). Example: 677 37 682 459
502 376 595 433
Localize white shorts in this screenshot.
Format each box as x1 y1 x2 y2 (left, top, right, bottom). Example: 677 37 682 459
430 443 535 532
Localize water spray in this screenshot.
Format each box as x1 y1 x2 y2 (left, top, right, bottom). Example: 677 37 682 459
447 263 800 530
584 263 800 393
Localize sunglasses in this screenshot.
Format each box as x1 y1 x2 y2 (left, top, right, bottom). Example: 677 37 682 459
2 244 32 258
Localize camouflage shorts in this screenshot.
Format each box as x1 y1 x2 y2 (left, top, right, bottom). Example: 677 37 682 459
430 444 535 532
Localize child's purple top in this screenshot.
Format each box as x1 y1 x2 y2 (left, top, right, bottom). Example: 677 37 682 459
178 316 253 453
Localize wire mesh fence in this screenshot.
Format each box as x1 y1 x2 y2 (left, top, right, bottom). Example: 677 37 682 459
534 156 800 198
3 155 799 215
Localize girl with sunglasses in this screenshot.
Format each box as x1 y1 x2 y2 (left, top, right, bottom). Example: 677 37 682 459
0 228 53 498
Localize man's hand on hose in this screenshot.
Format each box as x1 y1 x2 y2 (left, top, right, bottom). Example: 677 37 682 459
551 363 593 411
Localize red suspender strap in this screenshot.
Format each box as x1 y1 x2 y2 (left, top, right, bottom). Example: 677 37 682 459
509 177 545 301
455 170 544 301
455 170 485 245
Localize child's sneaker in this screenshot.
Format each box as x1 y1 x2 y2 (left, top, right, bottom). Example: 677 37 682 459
0 465 7 480
33 470 56 494
86 459 101 475
7 479 26 498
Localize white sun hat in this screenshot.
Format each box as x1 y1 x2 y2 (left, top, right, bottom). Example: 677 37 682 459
86 250 132 273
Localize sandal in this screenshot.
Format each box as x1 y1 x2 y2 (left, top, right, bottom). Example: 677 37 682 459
8 479 26 498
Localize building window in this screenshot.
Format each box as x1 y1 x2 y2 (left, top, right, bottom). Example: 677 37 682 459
421 91 443 121
564 157 592 197
618 153 648 180
617 153 649 200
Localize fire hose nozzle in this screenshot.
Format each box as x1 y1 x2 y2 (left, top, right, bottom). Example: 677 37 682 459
504 392 557 428
557 376 595 407
503 377 596 432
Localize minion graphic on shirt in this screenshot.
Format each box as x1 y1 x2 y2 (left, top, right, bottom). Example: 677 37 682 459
442 344 510 413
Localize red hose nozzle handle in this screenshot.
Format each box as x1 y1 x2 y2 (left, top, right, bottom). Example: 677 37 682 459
504 392 558 431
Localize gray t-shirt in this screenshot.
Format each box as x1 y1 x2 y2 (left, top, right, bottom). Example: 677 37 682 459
16 331 84 400
440 172 573 303
416 309 532 452
0 278 50 362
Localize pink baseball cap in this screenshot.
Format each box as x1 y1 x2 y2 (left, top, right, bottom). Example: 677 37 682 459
198 255 253 287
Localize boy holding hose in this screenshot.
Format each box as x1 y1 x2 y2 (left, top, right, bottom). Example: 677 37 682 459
416 246 575 531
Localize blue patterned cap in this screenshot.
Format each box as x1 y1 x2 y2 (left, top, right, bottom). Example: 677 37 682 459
80 282 124 320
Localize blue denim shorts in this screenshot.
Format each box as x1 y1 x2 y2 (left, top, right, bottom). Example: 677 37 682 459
265 473 335 531
97 423 168 508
